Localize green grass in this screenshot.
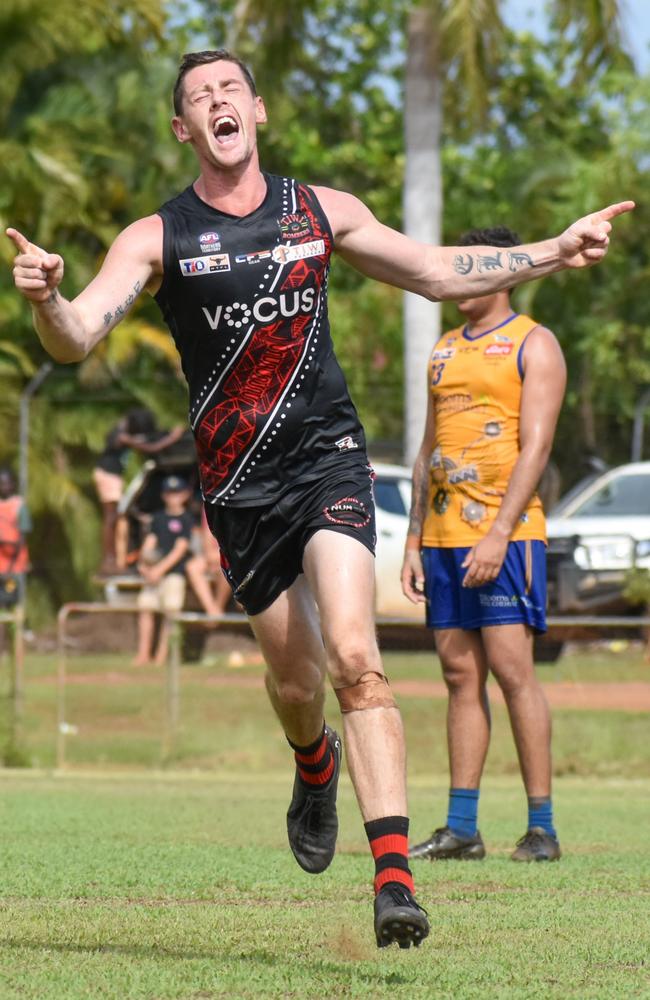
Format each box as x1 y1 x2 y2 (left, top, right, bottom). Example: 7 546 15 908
8 647 649 777
1 645 649 997
1 773 649 999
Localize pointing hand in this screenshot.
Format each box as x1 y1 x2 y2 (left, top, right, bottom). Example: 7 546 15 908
6 228 64 303
558 202 635 269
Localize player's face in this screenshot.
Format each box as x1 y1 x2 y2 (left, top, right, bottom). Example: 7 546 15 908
172 61 267 170
456 292 502 320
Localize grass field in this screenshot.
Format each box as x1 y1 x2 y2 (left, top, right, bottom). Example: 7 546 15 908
1 643 649 998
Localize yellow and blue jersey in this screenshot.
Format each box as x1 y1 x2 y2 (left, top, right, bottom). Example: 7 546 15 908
422 313 546 548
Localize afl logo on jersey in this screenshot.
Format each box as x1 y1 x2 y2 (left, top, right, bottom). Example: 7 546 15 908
278 212 312 239
198 231 221 252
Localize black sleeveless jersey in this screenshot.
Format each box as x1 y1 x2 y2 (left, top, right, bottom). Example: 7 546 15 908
154 173 367 506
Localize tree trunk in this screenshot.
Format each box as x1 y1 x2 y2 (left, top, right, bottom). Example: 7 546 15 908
402 5 442 465
579 358 598 453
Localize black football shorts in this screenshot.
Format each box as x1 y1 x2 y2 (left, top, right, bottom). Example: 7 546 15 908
205 463 377 615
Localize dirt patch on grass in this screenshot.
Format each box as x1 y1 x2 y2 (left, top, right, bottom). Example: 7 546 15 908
35 667 650 710
392 679 650 712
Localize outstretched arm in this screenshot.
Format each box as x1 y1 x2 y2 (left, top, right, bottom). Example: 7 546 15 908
314 188 634 301
6 216 163 363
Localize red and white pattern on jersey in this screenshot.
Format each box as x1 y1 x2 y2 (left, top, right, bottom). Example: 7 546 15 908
195 193 329 500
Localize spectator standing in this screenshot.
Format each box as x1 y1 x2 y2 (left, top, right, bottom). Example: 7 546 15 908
93 408 184 574
402 226 567 863
0 467 31 607
134 475 192 666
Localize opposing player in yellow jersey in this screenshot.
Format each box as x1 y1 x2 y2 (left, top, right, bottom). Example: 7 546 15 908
401 226 567 863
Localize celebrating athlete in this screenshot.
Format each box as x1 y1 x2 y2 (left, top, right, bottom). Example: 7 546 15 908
6 50 632 947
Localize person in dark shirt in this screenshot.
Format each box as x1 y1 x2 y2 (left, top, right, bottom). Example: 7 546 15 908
134 475 192 666
6 48 632 947
93 407 184 575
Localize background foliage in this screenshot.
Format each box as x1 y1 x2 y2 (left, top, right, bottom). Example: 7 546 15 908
0 0 648 618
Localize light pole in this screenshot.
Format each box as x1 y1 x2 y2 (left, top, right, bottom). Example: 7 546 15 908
19 361 53 500
631 387 650 463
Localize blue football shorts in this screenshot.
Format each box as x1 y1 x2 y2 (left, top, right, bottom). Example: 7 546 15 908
421 540 547 633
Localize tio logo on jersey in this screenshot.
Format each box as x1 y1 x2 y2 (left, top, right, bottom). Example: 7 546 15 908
179 254 231 276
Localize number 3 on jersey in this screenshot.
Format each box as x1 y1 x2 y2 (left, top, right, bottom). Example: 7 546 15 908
431 362 446 386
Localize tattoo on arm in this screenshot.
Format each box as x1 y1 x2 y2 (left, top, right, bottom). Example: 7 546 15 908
453 254 474 275
407 453 431 538
453 250 536 278
508 251 536 272
46 290 59 305
477 251 503 272
103 280 143 326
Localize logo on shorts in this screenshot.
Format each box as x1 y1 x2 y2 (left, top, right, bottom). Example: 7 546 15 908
479 593 519 608
323 496 371 528
335 435 358 451
236 569 255 593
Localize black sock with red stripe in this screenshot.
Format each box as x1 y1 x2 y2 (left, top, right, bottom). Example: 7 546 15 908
288 725 335 789
365 815 414 895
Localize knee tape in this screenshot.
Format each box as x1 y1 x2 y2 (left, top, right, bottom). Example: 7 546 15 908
334 671 396 713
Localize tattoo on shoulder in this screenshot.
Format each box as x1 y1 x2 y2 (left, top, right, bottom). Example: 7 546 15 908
103 280 143 327
508 251 535 272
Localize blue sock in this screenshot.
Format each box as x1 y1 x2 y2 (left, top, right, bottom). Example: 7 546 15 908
447 788 480 838
527 796 556 838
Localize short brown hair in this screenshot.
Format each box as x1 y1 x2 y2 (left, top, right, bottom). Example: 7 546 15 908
173 49 257 115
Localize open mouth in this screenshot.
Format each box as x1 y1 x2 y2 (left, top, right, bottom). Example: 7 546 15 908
213 115 240 146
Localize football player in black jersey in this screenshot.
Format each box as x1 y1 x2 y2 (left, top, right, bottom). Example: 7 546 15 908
6 49 633 949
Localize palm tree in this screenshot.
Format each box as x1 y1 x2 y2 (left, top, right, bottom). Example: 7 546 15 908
402 0 631 462
402 1 504 462
0 0 189 615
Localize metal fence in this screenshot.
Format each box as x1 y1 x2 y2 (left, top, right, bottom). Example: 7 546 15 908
1 606 26 747
54 602 650 769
